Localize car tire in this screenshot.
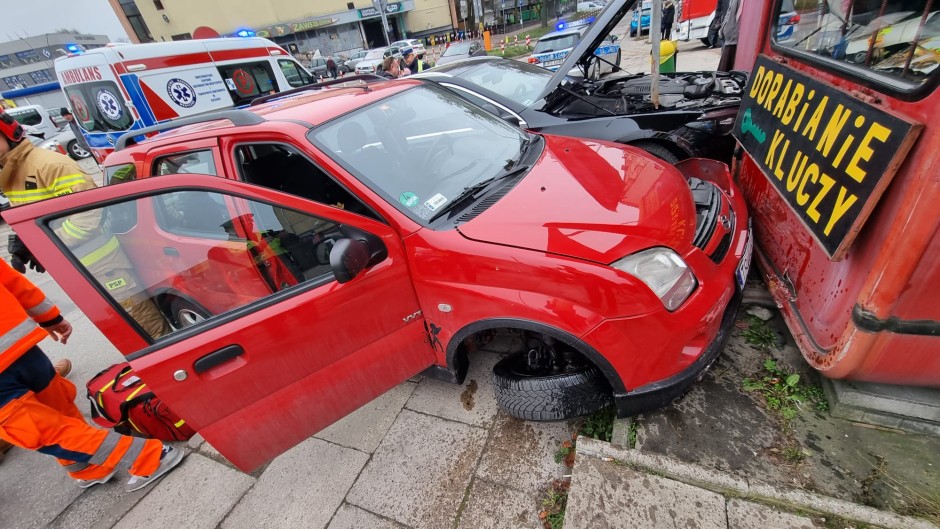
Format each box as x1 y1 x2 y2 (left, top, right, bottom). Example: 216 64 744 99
168 298 210 329
631 141 681 164
67 140 91 160
492 353 613 421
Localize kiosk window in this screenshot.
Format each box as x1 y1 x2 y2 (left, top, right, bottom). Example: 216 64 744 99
772 0 940 91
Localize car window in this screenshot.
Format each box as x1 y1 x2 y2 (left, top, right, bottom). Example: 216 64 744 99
278 59 313 88
772 0 939 92
7 108 42 126
106 163 138 185
63 81 134 133
217 61 278 105
534 34 579 53
450 60 554 106
152 150 217 176
234 143 378 221
310 85 530 225
443 43 471 57
44 189 345 337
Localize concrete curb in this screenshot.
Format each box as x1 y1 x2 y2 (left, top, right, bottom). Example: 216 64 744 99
575 436 939 529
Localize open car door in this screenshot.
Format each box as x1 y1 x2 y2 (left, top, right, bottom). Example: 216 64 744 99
5 174 435 472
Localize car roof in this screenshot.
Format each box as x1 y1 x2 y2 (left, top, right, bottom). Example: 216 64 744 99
539 28 584 39
110 80 420 155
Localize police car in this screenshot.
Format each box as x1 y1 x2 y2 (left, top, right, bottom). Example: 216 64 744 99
527 24 621 78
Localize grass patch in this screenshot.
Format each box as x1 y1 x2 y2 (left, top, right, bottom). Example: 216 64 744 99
742 316 778 350
539 478 571 529
628 419 639 449
743 358 829 421
487 45 532 58
554 438 576 467
579 405 616 442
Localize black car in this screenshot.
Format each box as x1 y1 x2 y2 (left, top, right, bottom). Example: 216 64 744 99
435 41 488 67
416 0 747 163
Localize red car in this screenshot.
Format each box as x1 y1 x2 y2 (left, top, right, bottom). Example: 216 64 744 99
6 79 750 472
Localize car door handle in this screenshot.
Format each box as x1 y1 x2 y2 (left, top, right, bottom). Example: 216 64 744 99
193 345 244 374
164 247 180 257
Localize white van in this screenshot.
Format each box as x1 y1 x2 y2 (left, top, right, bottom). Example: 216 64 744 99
5 104 61 141
55 37 316 161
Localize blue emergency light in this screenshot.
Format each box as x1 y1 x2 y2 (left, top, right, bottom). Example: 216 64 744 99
236 29 256 38
65 44 83 53
556 21 566 31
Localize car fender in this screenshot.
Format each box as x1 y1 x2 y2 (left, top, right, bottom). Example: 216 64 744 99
615 129 697 159
440 318 628 396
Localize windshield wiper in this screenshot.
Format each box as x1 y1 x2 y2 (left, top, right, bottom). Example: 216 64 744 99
428 164 531 223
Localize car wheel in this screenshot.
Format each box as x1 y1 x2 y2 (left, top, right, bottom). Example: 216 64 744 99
631 141 682 164
67 140 91 160
168 298 210 329
492 344 613 421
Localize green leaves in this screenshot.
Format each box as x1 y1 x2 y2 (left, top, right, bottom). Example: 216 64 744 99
741 357 829 422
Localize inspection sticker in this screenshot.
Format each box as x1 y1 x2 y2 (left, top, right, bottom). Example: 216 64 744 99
424 193 447 211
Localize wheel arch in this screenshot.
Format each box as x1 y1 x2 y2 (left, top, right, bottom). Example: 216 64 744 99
442 318 627 395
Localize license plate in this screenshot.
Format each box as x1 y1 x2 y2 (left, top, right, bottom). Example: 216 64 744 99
543 59 563 67
735 230 753 289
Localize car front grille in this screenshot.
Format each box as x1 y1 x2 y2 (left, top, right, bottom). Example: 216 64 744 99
689 177 734 264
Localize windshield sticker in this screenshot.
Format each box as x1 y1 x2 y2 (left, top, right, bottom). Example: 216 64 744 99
166 78 197 108
69 93 93 129
424 193 447 211
232 69 256 96
225 78 237 91
95 89 123 122
399 192 419 207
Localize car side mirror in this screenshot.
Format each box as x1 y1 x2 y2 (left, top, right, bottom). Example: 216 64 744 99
330 226 388 283
330 238 371 283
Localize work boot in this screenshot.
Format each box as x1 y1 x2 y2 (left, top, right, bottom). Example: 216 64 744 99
77 468 118 488
125 445 186 492
53 358 72 378
0 439 13 463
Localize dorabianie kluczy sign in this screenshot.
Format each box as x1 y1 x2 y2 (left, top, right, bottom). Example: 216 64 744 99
734 56 921 260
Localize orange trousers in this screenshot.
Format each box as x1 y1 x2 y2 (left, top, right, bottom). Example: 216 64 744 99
0 346 163 480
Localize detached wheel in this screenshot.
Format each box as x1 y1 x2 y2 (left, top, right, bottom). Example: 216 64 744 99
492 347 613 421
631 141 682 164
67 140 91 160
168 298 210 329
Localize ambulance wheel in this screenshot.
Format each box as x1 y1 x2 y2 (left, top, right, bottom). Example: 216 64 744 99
67 140 91 160
168 298 211 329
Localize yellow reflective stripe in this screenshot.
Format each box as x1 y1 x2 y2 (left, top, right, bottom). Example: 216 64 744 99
53 174 85 195
124 383 147 402
174 419 186 428
62 220 90 240
79 236 120 266
7 188 56 203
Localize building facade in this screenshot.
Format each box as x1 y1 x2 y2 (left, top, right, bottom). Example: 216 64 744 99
108 0 456 56
0 33 110 108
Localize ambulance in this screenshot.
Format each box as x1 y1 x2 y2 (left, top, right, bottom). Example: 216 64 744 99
55 37 316 162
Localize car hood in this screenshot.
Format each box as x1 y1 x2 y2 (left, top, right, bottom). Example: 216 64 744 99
536 0 636 103
457 134 696 264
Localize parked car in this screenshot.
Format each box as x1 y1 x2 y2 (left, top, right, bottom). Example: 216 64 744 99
48 129 93 160
355 48 389 74
8 76 749 473
630 0 652 36
417 4 746 163
309 57 329 77
390 38 426 58
343 49 370 71
6 104 60 141
528 27 621 78
435 41 488 66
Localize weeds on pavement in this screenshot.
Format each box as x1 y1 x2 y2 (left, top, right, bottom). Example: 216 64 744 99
741 316 778 350
743 358 828 421
579 405 616 442
539 478 571 529
858 452 940 524
554 438 576 467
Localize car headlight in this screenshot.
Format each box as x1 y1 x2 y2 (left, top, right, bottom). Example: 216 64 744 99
611 247 697 311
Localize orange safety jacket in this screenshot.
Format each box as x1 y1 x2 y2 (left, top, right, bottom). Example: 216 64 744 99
0 258 62 372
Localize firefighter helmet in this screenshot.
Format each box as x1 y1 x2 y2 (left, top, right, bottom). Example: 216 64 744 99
0 110 25 144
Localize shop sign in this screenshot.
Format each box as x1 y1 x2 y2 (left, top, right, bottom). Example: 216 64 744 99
359 2 402 17
733 56 921 259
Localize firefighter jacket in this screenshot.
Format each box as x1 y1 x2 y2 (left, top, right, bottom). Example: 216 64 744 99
0 258 62 372
0 140 101 248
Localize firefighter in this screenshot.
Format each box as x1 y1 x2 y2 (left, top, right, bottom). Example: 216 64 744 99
0 259 184 488
0 109 171 339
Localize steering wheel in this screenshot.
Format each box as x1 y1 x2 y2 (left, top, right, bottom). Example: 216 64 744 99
419 134 454 176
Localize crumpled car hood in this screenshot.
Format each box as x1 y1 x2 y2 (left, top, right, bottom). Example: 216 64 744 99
457 134 697 264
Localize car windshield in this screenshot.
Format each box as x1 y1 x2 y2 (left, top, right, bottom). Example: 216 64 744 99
534 34 579 53
442 60 554 106
443 43 471 56
310 85 530 225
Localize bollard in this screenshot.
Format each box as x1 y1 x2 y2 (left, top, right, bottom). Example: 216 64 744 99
525 35 531 48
